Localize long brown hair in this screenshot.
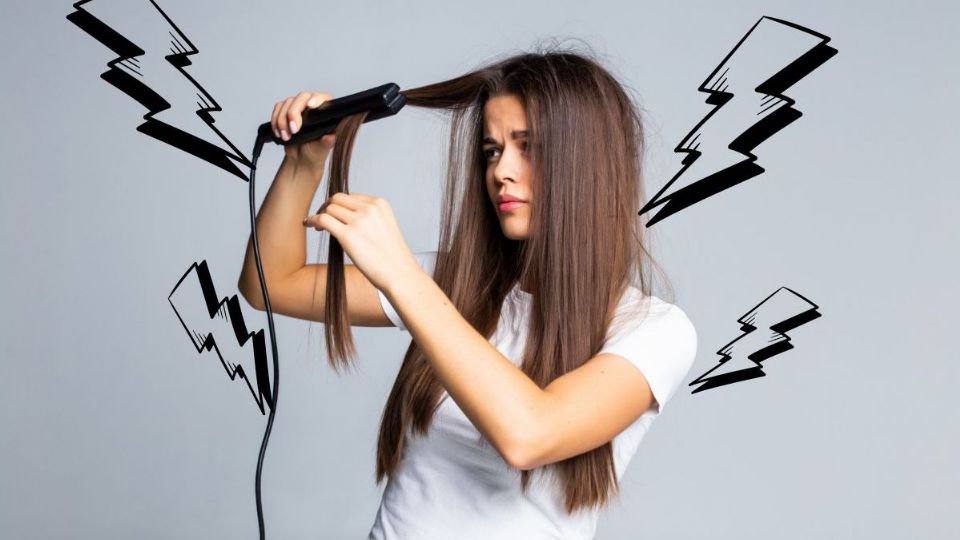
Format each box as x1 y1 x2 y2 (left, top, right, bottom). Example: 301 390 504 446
315 40 674 514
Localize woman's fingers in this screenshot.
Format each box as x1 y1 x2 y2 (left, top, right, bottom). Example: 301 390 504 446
286 91 333 137
310 211 347 238
322 203 355 222
270 91 334 141
327 192 366 210
304 202 353 228
270 101 282 139
285 92 314 135
277 97 295 140
306 92 333 109
313 192 376 215
306 193 371 225
331 192 375 204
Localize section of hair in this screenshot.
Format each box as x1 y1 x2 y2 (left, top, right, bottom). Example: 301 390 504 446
315 38 674 514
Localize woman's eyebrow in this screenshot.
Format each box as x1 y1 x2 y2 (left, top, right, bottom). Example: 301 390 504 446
482 130 529 145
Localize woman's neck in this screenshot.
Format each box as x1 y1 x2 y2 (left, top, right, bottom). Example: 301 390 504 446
519 273 533 294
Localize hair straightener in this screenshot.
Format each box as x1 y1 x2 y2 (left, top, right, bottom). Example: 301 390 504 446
246 82 406 540
255 82 407 148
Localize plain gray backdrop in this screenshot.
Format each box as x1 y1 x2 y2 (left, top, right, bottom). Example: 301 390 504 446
2 0 957 538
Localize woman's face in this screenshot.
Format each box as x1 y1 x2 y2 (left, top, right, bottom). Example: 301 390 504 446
483 94 533 241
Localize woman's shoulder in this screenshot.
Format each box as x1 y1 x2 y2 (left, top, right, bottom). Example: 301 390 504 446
610 285 697 344
600 285 699 412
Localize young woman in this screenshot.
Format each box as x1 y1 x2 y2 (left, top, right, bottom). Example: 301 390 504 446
238 46 698 539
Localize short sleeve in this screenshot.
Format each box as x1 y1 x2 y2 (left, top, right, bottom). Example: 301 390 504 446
377 250 438 331
598 297 698 413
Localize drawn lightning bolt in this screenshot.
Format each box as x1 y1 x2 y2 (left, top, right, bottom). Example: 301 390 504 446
689 287 822 393
640 16 838 226
66 0 252 181
169 260 273 414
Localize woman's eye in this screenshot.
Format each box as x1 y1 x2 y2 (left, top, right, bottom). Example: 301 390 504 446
483 143 527 160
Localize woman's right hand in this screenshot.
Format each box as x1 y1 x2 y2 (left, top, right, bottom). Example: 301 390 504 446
271 91 337 168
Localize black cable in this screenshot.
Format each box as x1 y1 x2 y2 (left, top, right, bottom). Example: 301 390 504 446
247 135 276 540
244 83 405 539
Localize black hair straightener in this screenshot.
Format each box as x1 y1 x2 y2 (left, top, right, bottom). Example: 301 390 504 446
245 82 406 540
255 82 407 149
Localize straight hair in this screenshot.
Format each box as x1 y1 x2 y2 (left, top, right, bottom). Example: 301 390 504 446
313 40 674 514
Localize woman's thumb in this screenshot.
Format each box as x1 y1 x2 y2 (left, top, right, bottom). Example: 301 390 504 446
307 93 331 108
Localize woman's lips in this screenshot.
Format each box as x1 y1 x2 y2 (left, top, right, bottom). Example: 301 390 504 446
498 201 525 212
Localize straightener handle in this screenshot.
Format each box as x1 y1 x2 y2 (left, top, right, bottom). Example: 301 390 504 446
256 82 406 146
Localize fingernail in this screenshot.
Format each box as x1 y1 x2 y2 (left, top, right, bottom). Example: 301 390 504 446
281 129 289 141
307 98 318 107
289 120 298 134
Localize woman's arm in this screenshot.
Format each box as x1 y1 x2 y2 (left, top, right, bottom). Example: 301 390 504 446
237 155 326 309
240 91 398 326
382 268 666 471
236 156 400 325
238 90 334 308
301 189 671 464
380 267 550 469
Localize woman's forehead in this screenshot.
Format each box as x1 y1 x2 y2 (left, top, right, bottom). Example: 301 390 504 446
483 94 528 136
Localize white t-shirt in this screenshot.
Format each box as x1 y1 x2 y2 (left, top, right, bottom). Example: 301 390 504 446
369 251 698 540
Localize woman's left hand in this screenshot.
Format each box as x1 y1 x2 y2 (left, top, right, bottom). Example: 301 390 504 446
303 192 419 293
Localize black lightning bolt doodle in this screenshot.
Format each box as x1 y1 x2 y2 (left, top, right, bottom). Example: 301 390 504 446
689 287 822 393
66 0 252 181
169 260 273 414
639 16 838 226
67 2 278 535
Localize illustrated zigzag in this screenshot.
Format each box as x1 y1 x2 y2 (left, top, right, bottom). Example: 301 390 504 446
169 260 273 414
640 16 838 226
689 286 822 393
66 0 252 181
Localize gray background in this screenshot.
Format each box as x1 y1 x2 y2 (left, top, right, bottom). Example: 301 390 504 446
2 0 957 538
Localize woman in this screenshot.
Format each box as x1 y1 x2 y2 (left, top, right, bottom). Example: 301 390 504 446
238 46 698 539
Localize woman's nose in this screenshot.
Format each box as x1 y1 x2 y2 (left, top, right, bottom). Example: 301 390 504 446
494 172 515 185
494 151 521 183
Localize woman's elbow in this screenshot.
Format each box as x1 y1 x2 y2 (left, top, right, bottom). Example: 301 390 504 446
237 281 264 311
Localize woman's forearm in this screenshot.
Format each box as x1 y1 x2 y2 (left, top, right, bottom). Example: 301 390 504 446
382 265 548 469
237 156 325 307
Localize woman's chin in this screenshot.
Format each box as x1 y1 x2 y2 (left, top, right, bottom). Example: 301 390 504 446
500 225 529 241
